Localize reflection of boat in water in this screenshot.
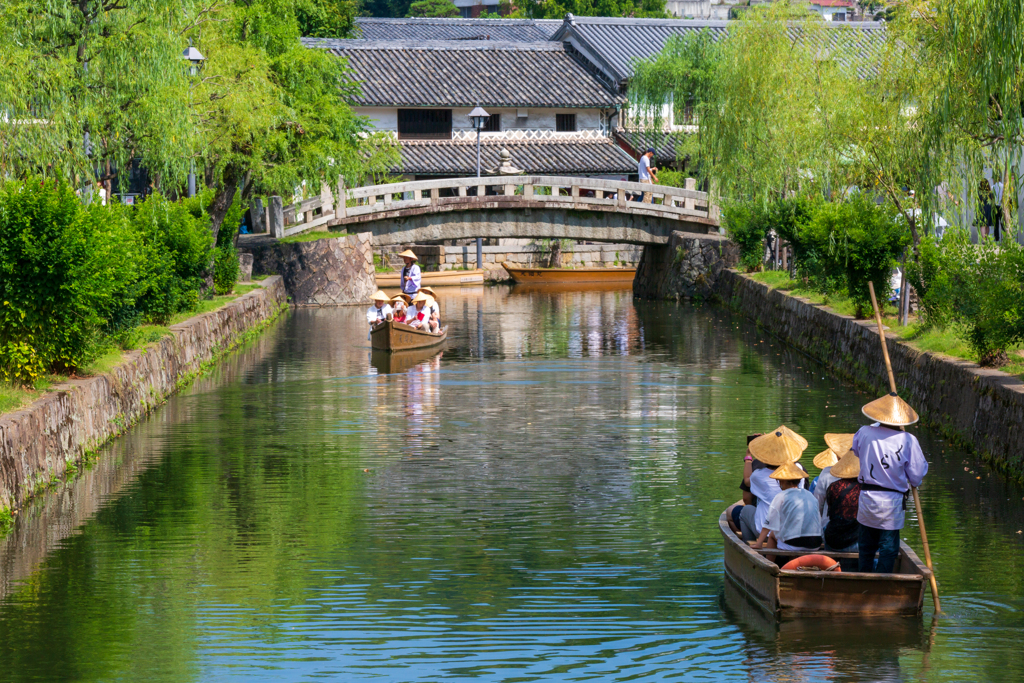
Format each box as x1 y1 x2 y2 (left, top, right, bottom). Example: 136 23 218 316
719 510 928 620
503 263 635 284
511 281 634 295
370 320 448 352
371 347 445 374
376 269 484 287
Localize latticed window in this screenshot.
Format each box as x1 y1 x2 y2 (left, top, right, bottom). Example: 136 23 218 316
482 114 501 132
397 109 452 140
556 113 576 132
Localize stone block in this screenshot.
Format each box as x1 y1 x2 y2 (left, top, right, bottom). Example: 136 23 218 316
495 254 506 263
238 253 254 282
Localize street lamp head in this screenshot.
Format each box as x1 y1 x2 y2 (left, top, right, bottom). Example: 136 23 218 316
469 106 490 131
182 40 205 75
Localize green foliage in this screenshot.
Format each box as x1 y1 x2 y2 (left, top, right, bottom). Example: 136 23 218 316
908 230 1024 363
130 193 214 324
0 340 46 386
722 204 767 271
297 0 357 37
406 0 459 17
507 0 668 19
0 506 11 535
0 179 140 375
214 245 241 296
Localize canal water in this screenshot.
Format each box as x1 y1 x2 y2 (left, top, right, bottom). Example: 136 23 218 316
1 286 1023 682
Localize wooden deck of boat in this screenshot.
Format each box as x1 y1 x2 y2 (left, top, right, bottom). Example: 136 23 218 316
719 511 928 620
376 270 484 287
503 264 636 284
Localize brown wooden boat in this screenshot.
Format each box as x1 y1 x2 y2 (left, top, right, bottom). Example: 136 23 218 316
376 269 484 287
370 319 448 352
719 510 929 620
503 263 636 284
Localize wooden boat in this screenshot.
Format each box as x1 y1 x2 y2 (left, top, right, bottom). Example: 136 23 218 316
503 263 636 284
509 281 634 295
376 269 484 287
370 319 447 352
719 510 929 620
371 347 444 374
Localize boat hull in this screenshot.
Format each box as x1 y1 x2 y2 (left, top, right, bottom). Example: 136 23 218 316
719 511 927 620
376 270 484 287
370 320 448 352
371 347 444 373
504 264 636 284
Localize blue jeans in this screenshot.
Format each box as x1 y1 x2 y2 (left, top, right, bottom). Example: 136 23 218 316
858 526 901 573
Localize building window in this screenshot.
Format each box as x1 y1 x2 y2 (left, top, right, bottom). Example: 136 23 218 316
556 113 577 132
833 12 846 21
397 109 452 140
482 113 501 132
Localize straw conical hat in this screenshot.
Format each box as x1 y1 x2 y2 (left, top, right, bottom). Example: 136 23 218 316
823 433 854 454
398 249 418 260
420 287 437 298
862 392 919 426
390 294 410 304
830 450 861 479
371 290 390 302
411 292 433 305
748 428 806 466
770 462 810 481
812 448 839 470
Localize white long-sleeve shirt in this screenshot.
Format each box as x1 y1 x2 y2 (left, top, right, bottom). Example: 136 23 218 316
854 425 928 530
813 466 839 529
749 464 807 535
366 303 392 325
401 264 421 295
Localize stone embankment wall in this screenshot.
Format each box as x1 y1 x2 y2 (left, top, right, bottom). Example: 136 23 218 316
633 231 740 299
715 271 1024 477
0 277 288 512
241 232 376 306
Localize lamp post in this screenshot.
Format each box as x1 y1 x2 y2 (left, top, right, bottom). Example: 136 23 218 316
469 106 489 270
182 41 205 198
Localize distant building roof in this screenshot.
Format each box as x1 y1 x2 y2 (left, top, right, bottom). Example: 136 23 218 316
397 138 636 176
353 17 560 42
551 15 885 87
615 129 690 166
303 39 624 108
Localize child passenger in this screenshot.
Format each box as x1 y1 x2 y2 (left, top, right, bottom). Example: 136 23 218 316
753 462 822 553
390 294 409 323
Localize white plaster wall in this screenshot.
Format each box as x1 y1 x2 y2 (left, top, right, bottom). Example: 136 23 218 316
355 107 605 134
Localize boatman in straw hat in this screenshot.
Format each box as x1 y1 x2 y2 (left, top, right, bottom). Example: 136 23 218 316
853 392 929 573
399 249 421 296
366 291 393 339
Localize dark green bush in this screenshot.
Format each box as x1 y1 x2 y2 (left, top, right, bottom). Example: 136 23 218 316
723 203 768 270
0 179 138 375
130 193 214 323
213 244 240 295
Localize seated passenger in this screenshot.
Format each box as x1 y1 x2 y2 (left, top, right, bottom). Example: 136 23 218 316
753 462 822 553
811 447 840 531
824 450 862 570
366 291 392 327
408 292 440 333
740 429 809 543
390 294 409 323
420 287 441 327
727 434 762 541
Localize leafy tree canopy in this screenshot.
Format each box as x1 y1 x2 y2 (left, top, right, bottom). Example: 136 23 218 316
507 0 667 19
407 0 460 17
297 0 358 37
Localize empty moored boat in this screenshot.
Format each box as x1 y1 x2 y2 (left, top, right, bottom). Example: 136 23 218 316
503 263 635 284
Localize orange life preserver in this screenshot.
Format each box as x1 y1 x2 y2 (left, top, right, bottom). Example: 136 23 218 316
782 554 841 572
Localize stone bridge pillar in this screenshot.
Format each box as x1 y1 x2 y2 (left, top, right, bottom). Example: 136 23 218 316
633 231 739 300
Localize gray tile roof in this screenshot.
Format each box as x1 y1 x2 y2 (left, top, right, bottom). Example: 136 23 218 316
303 39 624 108
352 17 560 42
396 138 637 176
551 16 886 85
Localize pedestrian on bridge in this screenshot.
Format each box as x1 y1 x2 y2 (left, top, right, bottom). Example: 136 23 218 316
399 249 421 295
639 148 658 203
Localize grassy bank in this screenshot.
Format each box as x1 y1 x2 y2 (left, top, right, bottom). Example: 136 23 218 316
0 283 264 415
749 271 1024 378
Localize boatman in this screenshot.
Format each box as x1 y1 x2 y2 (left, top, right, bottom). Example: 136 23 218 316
399 249 421 296
853 392 929 574
366 291 393 338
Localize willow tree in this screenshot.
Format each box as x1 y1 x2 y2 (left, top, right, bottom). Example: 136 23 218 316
183 0 398 241
0 0 197 188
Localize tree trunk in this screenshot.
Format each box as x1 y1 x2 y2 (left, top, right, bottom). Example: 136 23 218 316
208 176 238 245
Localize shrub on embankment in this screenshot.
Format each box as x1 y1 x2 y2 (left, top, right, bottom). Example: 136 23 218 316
724 194 908 315
0 178 242 387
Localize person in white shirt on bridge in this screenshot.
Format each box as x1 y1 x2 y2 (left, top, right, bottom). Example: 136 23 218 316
399 249 421 295
638 148 658 203
854 393 929 573
366 291 393 339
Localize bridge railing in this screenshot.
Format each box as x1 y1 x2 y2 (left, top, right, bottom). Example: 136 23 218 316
333 175 718 226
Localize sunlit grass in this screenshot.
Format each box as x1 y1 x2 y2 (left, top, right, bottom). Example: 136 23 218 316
1 282 267 415
748 271 1024 378
279 230 339 243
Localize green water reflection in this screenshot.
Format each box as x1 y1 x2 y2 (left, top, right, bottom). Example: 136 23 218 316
0 286 1022 682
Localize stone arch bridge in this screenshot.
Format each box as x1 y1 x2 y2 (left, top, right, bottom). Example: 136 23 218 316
241 176 738 305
